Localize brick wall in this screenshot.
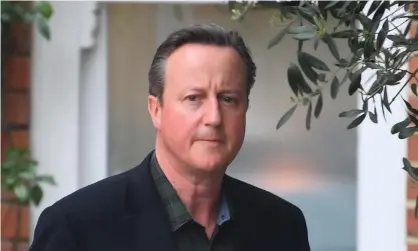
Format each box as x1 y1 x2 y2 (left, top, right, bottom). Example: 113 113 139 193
407 20 418 251
1 21 32 251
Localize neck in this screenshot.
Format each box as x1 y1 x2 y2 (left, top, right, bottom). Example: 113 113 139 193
154 144 224 232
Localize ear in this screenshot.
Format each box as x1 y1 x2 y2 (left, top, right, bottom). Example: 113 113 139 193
148 95 162 130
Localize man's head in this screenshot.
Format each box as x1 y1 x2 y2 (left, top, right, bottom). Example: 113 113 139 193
148 23 256 176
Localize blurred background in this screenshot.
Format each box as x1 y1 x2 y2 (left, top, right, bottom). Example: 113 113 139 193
1 2 413 251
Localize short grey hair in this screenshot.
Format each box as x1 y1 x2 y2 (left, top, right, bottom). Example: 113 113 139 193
148 23 256 101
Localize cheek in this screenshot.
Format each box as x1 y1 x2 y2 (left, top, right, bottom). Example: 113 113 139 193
224 113 246 141
161 107 196 142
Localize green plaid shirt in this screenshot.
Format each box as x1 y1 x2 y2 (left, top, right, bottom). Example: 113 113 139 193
150 152 234 251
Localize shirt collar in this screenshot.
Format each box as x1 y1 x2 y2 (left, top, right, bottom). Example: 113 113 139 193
150 151 232 231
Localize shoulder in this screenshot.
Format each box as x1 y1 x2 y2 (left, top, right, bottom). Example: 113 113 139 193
225 175 310 247
225 175 306 219
48 167 138 220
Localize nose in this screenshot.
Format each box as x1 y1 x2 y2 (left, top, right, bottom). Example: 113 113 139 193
203 98 222 127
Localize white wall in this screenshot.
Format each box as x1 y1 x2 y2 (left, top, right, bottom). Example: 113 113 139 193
356 3 408 251
30 1 108 238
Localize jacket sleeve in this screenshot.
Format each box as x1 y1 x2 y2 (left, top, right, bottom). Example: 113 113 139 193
29 206 78 251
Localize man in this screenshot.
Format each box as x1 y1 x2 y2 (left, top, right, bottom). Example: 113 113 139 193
29 23 310 251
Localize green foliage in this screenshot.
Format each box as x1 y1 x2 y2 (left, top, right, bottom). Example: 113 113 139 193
1 1 55 207
229 0 418 210
1 147 56 206
1 1 53 40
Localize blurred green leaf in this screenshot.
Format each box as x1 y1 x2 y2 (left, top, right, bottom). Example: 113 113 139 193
14 184 30 203
37 18 50 40
36 175 56 185
31 185 43 206
36 1 53 19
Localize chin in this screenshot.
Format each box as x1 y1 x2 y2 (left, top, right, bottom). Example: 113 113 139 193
190 151 229 173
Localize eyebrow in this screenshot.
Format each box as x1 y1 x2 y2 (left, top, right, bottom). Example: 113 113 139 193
185 87 243 94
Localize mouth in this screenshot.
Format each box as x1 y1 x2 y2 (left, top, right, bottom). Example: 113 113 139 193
197 139 223 143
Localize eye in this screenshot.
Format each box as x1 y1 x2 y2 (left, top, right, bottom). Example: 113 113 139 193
185 95 198 102
221 96 236 104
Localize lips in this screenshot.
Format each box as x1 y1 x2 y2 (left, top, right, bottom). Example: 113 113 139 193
197 139 223 143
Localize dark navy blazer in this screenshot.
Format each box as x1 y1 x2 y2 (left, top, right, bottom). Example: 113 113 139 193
28 150 310 251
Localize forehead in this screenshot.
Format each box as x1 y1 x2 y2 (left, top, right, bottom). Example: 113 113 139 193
164 43 246 87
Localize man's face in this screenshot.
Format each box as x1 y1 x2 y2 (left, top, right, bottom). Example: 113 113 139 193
148 43 248 174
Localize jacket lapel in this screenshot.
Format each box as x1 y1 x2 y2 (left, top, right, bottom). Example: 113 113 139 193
224 175 260 251
120 151 177 251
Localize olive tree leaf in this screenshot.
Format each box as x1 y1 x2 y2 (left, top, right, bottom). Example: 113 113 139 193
347 113 367 129
314 37 320 50
297 6 316 24
368 106 378 124
322 34 340 61
287 64 301 96
325 1 340 9
356 13 373 30
383 87 392 113
306 102 312 130
403 158 418 181
377 20 389 51
403 97 418 115
348 73 362 96
331 30 355 38
288 63 313 95
287 24 317 34
399 126 418 139
298 55 319 85
298 51 330 71
268 28 289 50
339 109 364 118
366 62 384 70
387 35 406 43
331 76 340 99
314 93 323 118
293 32 317 41
276 105 297 130
367 0 384 16
391 116 412 134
